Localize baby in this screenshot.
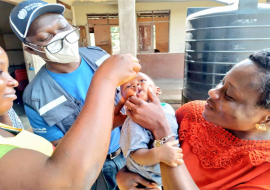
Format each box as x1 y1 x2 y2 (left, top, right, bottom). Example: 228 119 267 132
118 72 182 188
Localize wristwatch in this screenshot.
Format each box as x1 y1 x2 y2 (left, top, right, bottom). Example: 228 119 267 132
153 134 175 147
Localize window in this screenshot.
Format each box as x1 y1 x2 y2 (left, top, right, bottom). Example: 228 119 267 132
86 11 170 55
89 27 95 46
111 27 120 55
137 10 170 53
87 14 119 55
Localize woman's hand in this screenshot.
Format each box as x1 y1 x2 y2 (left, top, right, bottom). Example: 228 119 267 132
156 140 184 167
96 54 141 87
116 167 159 190
124 87 172 140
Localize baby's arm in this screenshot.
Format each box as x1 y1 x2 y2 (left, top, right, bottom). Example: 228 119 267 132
131 140 183 167
131 148 159 166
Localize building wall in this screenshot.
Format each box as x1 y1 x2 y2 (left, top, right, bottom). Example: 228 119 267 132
4 34 24 66
74 0 267 79
138 53 184 79
74 0 267 53
0 1 24 68
74 1 225 53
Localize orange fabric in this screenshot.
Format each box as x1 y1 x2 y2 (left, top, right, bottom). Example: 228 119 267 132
176 101 270 190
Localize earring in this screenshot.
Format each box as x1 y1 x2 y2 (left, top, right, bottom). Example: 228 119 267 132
255 124 267 131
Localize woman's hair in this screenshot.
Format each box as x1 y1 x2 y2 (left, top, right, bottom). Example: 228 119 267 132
249 48 270 109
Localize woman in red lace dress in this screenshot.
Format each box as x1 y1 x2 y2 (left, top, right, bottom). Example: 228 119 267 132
117 49 270 190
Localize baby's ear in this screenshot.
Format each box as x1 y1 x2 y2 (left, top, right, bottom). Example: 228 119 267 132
156 86 162 95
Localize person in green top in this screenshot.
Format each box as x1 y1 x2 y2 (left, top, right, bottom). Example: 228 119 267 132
0 145 17 159
0 46 145 189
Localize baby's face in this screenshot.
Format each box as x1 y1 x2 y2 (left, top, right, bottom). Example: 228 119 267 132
120 72 160 101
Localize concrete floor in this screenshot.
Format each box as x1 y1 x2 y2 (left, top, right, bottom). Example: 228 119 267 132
13 79 184 129
154 79 183 111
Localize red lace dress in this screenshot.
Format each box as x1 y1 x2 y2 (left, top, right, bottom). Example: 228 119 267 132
176 101 270 190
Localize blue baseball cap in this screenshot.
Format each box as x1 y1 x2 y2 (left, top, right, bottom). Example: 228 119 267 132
9 0 65 43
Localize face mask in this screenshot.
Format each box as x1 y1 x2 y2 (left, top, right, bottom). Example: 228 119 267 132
26 30 80 64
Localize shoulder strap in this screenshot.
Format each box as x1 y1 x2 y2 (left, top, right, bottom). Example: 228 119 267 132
0 144 17 159
79 47 123 109
0 123 22 135
79 46 110 71
0 129 53 157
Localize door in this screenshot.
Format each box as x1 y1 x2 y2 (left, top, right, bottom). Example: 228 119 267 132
137 23 153 53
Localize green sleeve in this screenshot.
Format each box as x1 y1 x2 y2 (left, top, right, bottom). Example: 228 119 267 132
0 145 17 159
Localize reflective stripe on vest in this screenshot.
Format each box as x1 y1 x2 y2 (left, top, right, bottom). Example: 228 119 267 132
39 95 67 116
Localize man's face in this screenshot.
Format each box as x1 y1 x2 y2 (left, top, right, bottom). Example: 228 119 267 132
120 72 160 101
25 13 73 60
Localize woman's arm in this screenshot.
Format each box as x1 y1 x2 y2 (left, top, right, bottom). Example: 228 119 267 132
0 54 140 190
124 87 199 190
160 163 199 190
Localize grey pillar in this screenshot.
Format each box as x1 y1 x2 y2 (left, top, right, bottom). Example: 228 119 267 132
118 0 137 56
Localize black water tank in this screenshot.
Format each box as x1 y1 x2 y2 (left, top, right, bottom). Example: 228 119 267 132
183 0 270 102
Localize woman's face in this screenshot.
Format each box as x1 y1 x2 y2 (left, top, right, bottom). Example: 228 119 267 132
0 48 18 115
203 59 270 131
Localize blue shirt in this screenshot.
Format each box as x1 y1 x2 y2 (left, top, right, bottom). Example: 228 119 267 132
24 58 121 154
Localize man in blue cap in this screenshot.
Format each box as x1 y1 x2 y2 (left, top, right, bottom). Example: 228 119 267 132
9 1 127 189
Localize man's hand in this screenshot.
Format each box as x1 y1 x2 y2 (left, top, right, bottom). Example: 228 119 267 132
124 87 172 139
116 167 159 190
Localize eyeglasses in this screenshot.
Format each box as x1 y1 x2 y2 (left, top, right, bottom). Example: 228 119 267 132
25 25 80 54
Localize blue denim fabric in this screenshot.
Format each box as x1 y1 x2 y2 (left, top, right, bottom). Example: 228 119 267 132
90 152 126 190
102 152 126 190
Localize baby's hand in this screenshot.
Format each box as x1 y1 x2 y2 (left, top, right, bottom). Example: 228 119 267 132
156 140 183 167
